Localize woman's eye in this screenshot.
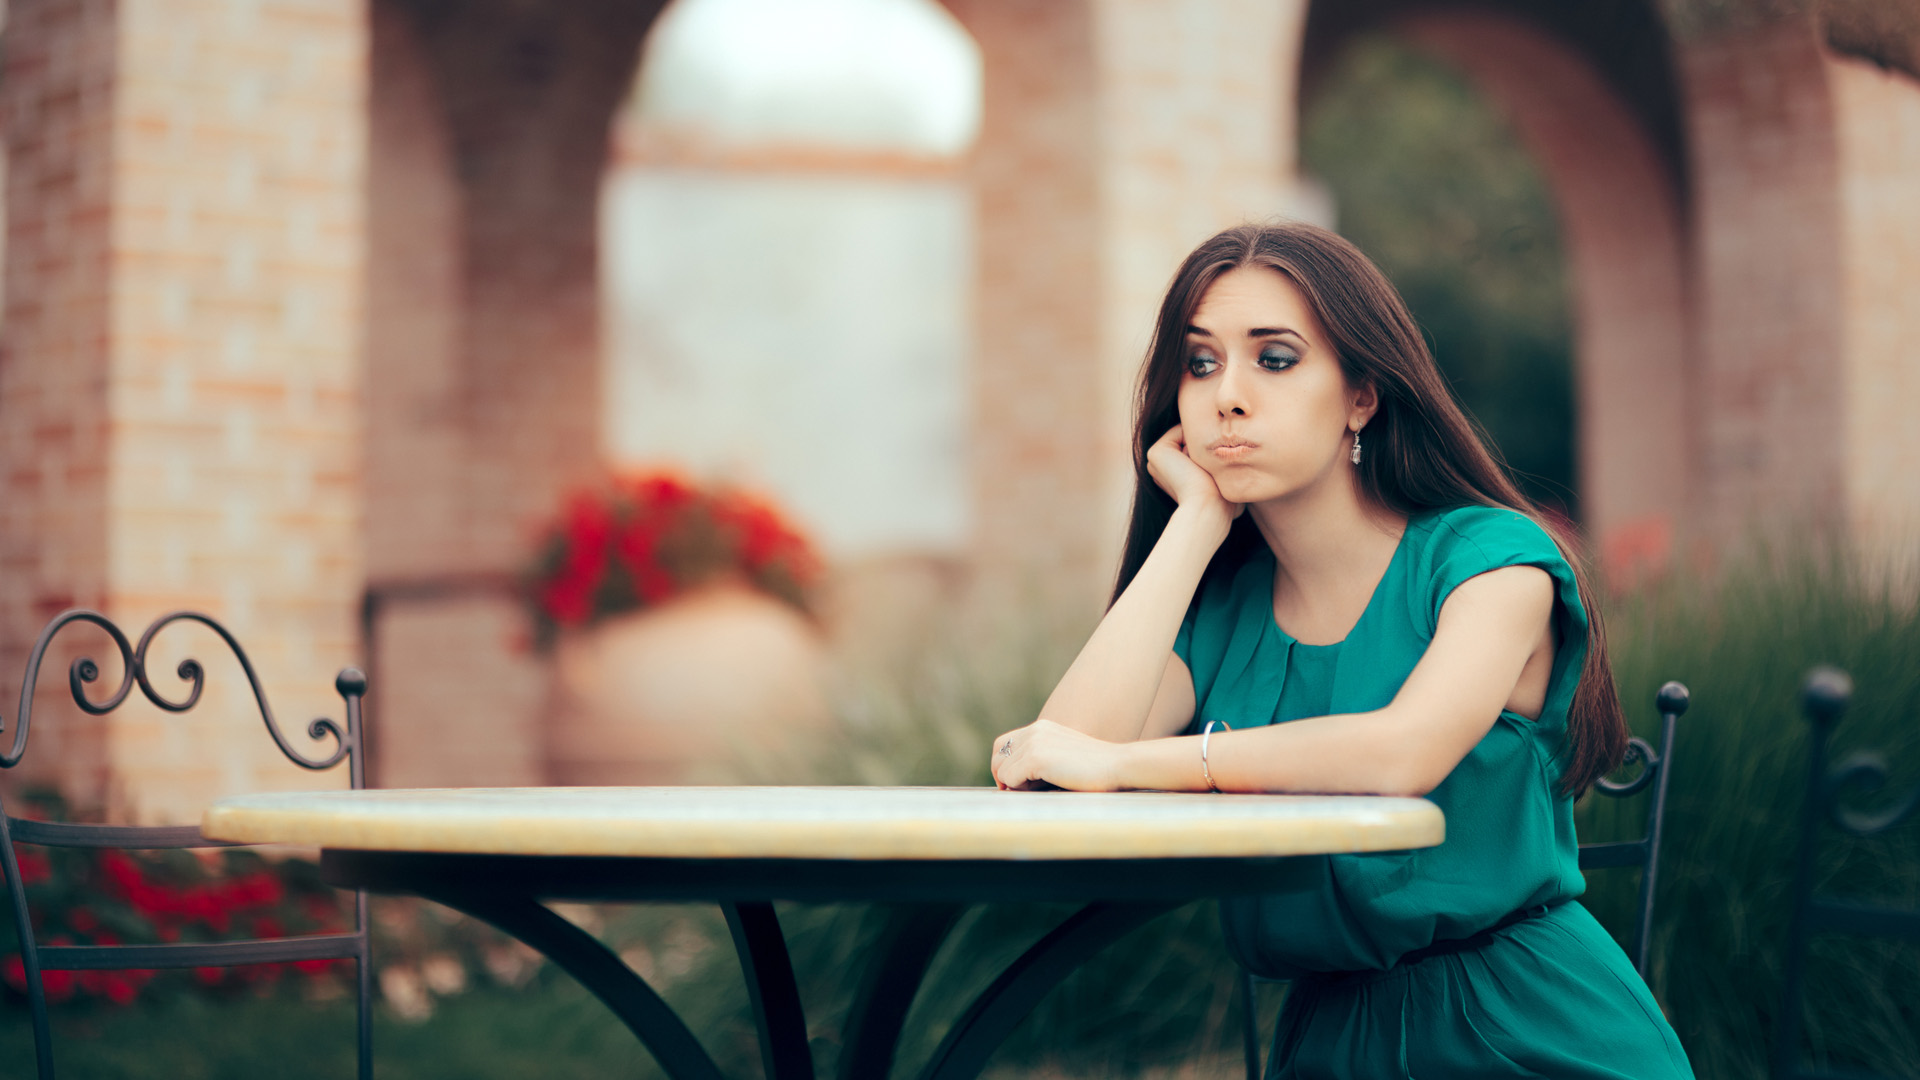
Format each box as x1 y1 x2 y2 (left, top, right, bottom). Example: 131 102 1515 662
1258 348 1300 372
1186 353 1220 377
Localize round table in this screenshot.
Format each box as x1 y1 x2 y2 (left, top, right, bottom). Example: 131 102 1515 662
204 786 1442 1080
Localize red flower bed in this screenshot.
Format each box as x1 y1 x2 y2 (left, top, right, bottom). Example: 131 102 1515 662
1 794 351 1007
527 470 822 647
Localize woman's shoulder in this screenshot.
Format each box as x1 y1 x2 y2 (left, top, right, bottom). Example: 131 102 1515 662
1400 504 1578 628
1406 503 1565 566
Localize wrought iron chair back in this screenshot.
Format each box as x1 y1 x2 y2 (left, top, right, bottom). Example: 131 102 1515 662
1236 680 1689 1080
1576 679 1689 978
1774 667 1920 1080
0 610 372 1080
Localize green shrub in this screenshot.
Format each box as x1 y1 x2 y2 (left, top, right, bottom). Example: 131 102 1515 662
1592 545 1920 1079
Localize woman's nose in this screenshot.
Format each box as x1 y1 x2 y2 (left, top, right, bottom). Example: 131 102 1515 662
1216 360 1251 416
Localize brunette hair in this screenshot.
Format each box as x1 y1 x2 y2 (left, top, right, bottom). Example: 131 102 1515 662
1112 222 1627 796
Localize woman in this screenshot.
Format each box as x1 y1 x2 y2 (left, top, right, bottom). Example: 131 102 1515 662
988 223 1693 1078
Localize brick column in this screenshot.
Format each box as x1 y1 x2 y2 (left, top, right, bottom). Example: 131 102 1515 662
1 0 368 821
1680 20 1849 543
950 0 1303 617
1828 53 1920 550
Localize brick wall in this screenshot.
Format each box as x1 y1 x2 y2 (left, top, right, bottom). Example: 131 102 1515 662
2 0 367 822
7 0 1920 805
0 0 118 803
949 0 1303 617
1681 19 1849 544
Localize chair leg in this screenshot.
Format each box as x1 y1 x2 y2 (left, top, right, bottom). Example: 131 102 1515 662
357 954 373 1080
1240 968 1261 1080
356 892 372 1080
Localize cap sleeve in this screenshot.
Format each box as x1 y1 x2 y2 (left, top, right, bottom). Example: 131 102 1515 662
1418 506 1587 642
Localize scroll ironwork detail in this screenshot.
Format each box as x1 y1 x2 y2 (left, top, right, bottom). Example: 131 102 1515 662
1825 751 1920 838
1593 736 1658 797
0 609 354 771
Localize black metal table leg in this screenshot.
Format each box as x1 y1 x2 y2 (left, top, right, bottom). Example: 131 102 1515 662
421 889 725 1080
915 902 1180 1080
839 904 966 1080
724 900 816 1080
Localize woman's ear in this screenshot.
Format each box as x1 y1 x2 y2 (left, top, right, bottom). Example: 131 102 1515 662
1348 381 1381 430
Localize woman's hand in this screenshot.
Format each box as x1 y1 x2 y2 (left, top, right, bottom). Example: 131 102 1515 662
989 719 1131 792
1147 424 1242 529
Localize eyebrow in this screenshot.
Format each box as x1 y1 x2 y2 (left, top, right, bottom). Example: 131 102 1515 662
1184 324 1305 340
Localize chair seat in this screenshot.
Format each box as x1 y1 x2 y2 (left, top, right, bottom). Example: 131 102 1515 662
7 819 237 850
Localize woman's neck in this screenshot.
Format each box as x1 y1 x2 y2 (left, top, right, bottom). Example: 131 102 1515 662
1248 470 1406 643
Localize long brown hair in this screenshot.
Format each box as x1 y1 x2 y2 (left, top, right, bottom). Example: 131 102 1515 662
1112 222 1626 796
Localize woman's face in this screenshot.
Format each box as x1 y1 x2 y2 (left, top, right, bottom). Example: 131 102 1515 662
1175 265 1375 506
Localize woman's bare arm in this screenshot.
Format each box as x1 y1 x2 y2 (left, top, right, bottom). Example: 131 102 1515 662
1026 507 1223 744
1000 423 1236 755
991 564 1555 795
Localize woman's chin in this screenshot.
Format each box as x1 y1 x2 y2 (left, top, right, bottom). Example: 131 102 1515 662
1215 477 1286 505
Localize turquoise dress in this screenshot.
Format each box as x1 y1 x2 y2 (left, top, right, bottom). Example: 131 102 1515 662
1174 505 1693 1079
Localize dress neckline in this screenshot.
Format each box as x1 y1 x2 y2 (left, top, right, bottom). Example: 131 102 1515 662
1262 514 1419 648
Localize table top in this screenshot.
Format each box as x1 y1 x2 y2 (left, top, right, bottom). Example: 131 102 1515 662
203 785 1443 861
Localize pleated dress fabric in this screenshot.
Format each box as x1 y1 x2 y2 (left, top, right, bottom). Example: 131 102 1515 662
1174 505 1693 1079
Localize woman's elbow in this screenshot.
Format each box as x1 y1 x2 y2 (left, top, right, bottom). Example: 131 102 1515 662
1373 743 1454 798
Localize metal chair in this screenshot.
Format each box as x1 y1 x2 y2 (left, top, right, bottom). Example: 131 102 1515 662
0 610 372 1080
1236 680 1689 1080
1774 667 1919 1080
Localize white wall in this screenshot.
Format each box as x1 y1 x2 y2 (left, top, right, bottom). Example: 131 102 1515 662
600 167 973 560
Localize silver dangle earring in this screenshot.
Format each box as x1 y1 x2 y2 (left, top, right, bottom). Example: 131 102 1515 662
1350 429 1363 465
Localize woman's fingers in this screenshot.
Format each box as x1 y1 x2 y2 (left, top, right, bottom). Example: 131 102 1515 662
990 720 1123 792
1148 424 1234 516
990 722 1048 790
989 726 1024 788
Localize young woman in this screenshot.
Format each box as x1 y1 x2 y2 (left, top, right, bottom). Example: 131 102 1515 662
988 223 1693 1078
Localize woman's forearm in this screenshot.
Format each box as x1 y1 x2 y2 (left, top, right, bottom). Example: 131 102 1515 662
1114 708 1444 797
1036 507 1228 742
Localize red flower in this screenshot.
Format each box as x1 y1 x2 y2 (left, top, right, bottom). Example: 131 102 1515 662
235 870 284 907
14 851 50 885
613 514 676 604
528 470 820 637
539 492 617 626
102 972 141 1005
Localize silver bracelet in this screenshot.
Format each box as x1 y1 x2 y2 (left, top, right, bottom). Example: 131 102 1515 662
1201 719 1231 793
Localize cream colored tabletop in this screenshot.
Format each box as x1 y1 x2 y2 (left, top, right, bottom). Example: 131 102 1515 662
203 786 1443 861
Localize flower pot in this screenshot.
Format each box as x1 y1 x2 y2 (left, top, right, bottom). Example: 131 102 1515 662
545 583 832 785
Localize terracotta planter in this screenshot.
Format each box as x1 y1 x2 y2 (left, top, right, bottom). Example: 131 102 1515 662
545 583 832 785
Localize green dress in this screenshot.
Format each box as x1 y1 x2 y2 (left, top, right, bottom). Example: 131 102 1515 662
1174 505 1693 1079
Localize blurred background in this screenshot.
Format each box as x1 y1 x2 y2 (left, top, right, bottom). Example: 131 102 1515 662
1 0 1918 1076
